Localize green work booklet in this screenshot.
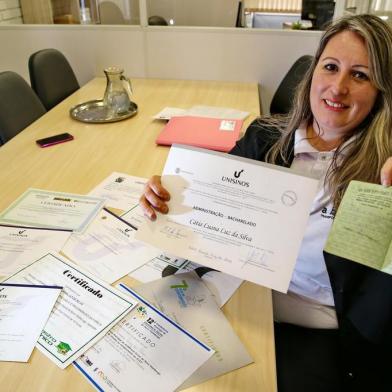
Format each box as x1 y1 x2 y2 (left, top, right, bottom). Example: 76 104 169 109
324 180 392 275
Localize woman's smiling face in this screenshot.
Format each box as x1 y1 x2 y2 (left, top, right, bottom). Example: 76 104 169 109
310 30 378 139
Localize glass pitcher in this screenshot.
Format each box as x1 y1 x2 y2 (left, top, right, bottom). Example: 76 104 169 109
103 66 133 116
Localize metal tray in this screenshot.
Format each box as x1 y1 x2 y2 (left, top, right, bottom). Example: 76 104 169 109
70 99 138 123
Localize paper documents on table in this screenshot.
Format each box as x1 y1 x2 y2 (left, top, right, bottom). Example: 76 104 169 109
3 252 136 368
181 262 243 308
0 189 105 233
89 172 147 211
152 106 249 121
185 105 249 120
136 145 319 292
0 283 61 362
129 252 189 283
75 285 213 392
324 181 392 275
62 208 159 283
0 225 71 277
133 271 253 389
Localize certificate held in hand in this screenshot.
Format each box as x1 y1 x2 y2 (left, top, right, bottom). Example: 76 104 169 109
155 116 243 152
136 145 319 293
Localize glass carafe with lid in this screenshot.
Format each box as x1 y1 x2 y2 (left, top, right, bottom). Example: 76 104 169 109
103 66 133 116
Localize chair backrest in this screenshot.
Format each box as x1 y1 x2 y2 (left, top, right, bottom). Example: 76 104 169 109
269 55 314 115
0 71 46 145
148 15 168 25
28 48 80 110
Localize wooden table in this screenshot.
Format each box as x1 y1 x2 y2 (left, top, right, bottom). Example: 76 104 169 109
0 78 277 392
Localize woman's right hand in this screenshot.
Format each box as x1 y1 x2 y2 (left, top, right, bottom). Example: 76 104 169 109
139 175 171 220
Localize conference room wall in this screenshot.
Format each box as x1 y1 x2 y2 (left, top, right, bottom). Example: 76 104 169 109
0 24 321 113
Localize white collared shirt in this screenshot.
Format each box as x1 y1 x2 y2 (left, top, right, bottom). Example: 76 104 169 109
288 126 352 306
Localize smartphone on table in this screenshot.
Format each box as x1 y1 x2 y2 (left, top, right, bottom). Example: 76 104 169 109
36 133 74 147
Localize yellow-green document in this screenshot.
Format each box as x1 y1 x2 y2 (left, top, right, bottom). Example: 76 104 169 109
324 181 392 275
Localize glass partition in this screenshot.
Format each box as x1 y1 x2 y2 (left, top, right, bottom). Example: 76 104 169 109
12 0 392 28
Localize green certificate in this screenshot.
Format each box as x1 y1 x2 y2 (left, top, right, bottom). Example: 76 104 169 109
324 180 392 274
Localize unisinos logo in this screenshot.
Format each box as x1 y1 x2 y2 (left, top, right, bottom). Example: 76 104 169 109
222 169 250 187
234 169 244 178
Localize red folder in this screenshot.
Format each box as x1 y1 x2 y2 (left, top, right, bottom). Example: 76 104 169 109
155 116 243 152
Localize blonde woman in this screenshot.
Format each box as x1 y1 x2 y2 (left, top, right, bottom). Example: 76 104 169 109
140 15 392 392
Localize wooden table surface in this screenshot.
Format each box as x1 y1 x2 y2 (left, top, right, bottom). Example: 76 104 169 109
0 78 277 392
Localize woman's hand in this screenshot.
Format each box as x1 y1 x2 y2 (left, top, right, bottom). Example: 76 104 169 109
381 157 392 187
139 175 171 220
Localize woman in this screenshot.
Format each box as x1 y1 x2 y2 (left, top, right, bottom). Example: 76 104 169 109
140 15 392 392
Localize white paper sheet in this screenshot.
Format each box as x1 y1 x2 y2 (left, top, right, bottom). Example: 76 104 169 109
136 145 318 292
0 283 61 362
134 272 253 389
3 252 137 368
89 172 147 211
185 105 249 120
129 253 189 283
75 285 213 392
62 209 159 283
0 225 71 277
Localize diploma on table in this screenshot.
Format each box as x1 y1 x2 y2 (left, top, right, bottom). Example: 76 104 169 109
3 253 136 368
89 172 147 211
0 225 71 277
62 208 159 284
136 145 318 292
75 285 214 392
0 189 105 233
0 283 62 362
134 271 253 388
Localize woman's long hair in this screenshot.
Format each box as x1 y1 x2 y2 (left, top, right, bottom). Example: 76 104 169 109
263 14 392 208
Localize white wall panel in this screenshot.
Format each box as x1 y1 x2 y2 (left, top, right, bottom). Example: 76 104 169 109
0 24 321 112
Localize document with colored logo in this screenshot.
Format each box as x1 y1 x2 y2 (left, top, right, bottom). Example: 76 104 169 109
74 284 214 392
61 209 159 284
134 271 253 388
0 189 105 233
89 172 147 212
0 224 71 277
0 283 61 362
3 252 136 368
324 180 392 274
178 262 243 307
136 145 319 292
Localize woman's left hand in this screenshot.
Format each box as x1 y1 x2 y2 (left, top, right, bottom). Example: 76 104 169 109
381 157 392 186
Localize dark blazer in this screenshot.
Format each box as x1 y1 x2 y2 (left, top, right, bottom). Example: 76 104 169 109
230 119 392 392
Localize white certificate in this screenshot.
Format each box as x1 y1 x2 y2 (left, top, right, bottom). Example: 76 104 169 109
62 209 160 284
136 145 318 292
0 189 105 233
181 262 243 308
129 253 190 283
134 272 253 389
3 253 136 369
75 285 214 392
0 225 71 277
0 283 61 362
89 172 147 211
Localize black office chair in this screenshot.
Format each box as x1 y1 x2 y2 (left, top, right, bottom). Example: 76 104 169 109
0 71 46 145
28 48 80 110
148 15 168 26
270 55 314 115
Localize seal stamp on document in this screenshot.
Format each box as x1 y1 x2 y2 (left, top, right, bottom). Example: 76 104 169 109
281 190 297 206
